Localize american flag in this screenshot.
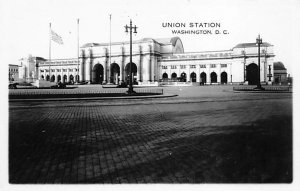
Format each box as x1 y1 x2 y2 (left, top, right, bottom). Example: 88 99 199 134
50 30 63 45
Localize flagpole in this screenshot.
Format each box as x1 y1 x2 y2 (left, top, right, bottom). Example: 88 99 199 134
109 14 111 84
49 22 51 80
77 18 79 83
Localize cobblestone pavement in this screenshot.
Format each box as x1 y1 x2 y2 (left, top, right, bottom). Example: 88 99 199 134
9 87 293 183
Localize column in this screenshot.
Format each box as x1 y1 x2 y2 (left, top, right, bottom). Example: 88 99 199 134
207 64 211 83
168 65 171 80
148 45 152 82
148 58 152 82
85 58 91 83
80 59 84 82
55 69 58 82
137 57 141 83
196 64 200 82
107 50 111 84
217 64 221 83
43 70 46 80
120 63 123 83
138 46 142 82
103 61 107 83
187 66 190 82
151 57 155 82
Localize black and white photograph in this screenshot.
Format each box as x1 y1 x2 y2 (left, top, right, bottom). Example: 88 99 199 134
1 0 299 190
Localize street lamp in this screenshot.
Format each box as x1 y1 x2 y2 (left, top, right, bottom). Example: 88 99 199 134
124 19 137 94
255 35 265 90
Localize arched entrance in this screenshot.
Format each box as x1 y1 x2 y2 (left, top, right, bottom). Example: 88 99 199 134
63 75 67 83
171 73 177 81
180 72 186 82
41 75 44 80
162 73 168 81
190 72 196 82
200 72 206 84
221 72 227 84
111 63 120 84
125 62 137 85
92 64 104 84
69 75 74 83
57 75 61 82
210 72 217 83
50 75 55 82
246 63 259 85
46 75 50 81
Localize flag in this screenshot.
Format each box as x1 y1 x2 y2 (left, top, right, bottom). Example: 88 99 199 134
50 30 63 45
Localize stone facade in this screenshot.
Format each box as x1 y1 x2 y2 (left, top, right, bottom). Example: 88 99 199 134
21 37 277 85
9 64 19 82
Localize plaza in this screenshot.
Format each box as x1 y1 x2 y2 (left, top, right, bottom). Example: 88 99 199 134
9 86 292 183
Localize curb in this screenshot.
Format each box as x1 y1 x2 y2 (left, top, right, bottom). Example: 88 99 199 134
9 93 178 102
233 90 292 93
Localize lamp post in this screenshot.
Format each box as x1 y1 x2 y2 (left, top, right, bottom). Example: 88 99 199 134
255 35 264 90
124 19 137 94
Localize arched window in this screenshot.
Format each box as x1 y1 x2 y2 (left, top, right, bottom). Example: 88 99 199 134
63 75 67 83
162 73 168 79
190 72 196 82
57 75 61 82
200 72 206 84
221 72 228 84
171 73 177 81
180 72 186 82
50 75 55 82
210 72 217 83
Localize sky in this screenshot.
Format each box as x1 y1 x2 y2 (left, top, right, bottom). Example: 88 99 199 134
1 0 300 76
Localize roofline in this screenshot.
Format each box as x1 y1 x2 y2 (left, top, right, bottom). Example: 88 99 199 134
80 37 180 48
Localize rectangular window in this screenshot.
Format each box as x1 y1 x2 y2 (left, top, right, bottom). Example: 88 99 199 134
190 65 196 68
63 69 67 72
180 65 186 69
45 69 49 72
40 70 44 72
51 69 55 72
171 65 177 69
69 69 73 72
57 69 61 72
162 66 168 69
210 64 216 68
221 64 227 68
200 65 206 68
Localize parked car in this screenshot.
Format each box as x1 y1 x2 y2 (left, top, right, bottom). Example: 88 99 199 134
9 82 18 89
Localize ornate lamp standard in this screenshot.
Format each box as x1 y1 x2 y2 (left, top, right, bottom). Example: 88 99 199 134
124 19 137 94
255 35 265 90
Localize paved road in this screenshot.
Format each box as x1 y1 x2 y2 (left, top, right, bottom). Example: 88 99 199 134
9 86 293 183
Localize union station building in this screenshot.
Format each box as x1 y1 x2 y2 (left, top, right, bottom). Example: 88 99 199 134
19 36 281 85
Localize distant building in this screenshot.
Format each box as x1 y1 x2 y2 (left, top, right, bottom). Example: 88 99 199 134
9 64 19 82
273 62 287 84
